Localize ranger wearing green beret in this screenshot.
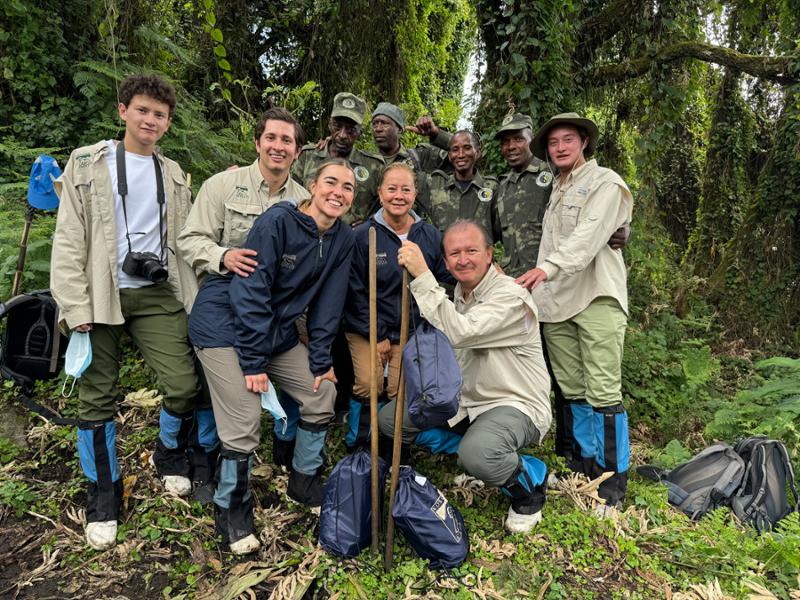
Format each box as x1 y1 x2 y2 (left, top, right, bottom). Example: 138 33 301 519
427 130 498 235
292 92 384 223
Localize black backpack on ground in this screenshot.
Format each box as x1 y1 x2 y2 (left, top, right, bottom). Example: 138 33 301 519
0 289 72 424
637 443 746 520
731 435 800 532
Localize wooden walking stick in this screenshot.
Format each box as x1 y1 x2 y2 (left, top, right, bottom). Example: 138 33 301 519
384 269 410 571
368 227 380 552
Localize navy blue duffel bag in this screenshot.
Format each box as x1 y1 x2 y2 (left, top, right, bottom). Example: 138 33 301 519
392 466 469 569
319 448 389 557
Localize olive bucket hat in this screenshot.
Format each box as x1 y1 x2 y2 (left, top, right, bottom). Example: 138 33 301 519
530 112 599 160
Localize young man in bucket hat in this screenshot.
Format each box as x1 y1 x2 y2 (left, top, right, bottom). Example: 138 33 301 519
525 112 633 515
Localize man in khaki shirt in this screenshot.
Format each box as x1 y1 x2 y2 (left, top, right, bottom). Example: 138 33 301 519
387 219 552 534
177 106 310 554
527 113 633 513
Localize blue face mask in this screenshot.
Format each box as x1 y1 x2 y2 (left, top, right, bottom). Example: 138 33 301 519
62 331 92 397
260 386 287 435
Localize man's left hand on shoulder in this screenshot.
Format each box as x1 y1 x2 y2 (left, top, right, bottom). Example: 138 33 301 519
515 267 548 290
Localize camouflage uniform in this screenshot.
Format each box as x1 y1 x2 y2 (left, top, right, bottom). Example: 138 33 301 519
491 113 554 279
427 169 498 235
292 143 383 224
494 160 553 279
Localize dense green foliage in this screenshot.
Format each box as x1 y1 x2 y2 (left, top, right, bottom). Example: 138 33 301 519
1 1 799 597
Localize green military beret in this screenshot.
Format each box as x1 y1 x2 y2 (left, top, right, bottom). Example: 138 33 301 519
494 113 534 139
331 92 367 125
531 112 599 160
371 102 406 129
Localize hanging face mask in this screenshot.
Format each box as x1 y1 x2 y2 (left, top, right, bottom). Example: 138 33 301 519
62 331 92 397
260 386 288 435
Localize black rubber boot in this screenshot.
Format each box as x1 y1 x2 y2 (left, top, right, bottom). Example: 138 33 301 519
272 433 296 470
287 469 325 507
153 408 193 478
214 450 255 546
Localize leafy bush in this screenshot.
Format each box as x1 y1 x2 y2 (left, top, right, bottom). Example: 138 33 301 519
705 357 800 449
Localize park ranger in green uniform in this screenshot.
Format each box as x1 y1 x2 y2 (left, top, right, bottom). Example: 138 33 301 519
427 129 498 235
493 113 553 280
292 92 384 223
369 103 453 222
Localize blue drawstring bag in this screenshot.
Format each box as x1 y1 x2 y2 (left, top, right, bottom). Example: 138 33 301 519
319 448 388 557
403 320 461 430
392 466 468 569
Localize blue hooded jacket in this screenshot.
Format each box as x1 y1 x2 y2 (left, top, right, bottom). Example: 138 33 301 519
344 209 453 344
189 200 354 376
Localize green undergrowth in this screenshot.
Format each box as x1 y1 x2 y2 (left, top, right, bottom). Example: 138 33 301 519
1 367 799 599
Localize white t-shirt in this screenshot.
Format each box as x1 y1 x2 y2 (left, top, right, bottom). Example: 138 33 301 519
105 141 165 288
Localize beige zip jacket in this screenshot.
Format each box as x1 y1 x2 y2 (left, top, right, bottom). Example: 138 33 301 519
533 159 633 323
51 141 198 329
409 268 552 441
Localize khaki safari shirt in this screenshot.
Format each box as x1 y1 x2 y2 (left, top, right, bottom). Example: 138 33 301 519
533 159 633 323
51 141 198 328
177 159 310 301
409 267 552 441
427 169 498 235
494 158 553 279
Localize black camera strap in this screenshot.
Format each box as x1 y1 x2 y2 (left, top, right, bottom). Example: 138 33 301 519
115 140 167 263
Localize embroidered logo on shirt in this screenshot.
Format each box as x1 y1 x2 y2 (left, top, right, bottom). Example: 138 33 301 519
536 172 553 187
477 188 493 202
376 252 388 266
280 254 296 270
576 187 589 195
354 166 369 182
235 186 249 198
76 153 91 168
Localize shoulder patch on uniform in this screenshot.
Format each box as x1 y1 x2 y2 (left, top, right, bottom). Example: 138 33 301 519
354 165 370 182
76 153 92 168
403 158 416 169
536 172 553 188
477 188 493 202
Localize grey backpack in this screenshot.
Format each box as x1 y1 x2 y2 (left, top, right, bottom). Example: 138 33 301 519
638 443 746 520
732 436 800 532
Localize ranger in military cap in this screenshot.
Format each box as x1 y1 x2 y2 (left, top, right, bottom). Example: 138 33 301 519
427 130 498 235
293 92 384 223
492 113 554 280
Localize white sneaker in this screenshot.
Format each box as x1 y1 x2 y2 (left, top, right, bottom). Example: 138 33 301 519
229 534 260 555
504 506 542 534
593 503 620 520
149 454 192 496
162 474 193 496
86 520 117 551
